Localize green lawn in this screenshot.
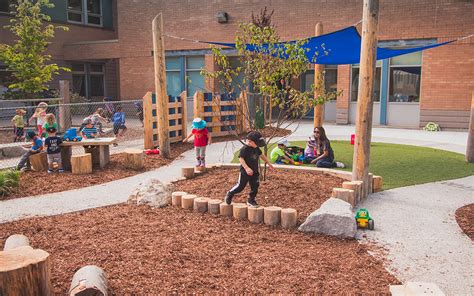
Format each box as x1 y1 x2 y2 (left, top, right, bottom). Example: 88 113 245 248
232 141 474 189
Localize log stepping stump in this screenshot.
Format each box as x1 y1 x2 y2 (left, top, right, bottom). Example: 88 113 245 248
181 194 197 210
281 208 297 229
233 203 248 220
0 246 52 296
194 197 209 213
195 166 206 173
208 199 222 215
124 148 144 170
71 153 92 175
181 167 195 179
264 206 282 226
342 181 362 205
332 188 356 207
29 152 48 172
248 206 264 224
69 265 108 296
171 192 187 207
368 173 374 196
372 175 383 193
3 234 30 251
220 203 233 217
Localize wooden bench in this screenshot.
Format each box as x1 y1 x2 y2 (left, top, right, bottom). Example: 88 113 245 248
61 138 117 171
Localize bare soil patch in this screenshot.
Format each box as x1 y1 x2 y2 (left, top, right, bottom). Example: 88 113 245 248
2 142 193 200
174 167 345 223
455 204 474 240
0 204 399 294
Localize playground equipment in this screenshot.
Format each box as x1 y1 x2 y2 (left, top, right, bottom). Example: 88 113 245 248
63 128 82 142
355 208 374 230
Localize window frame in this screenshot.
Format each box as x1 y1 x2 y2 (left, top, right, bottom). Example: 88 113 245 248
67 0 103 27
387 52 423 104
349 63 383 102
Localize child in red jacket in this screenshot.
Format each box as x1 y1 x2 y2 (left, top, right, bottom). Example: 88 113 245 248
183 118 212 167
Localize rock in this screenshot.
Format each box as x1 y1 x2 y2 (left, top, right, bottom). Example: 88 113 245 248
128 179 172 208
298 198 356 238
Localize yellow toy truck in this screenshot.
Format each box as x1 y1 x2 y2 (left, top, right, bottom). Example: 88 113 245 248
355 208 374 230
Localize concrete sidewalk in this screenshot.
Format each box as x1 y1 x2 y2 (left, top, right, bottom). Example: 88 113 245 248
358 176 474 295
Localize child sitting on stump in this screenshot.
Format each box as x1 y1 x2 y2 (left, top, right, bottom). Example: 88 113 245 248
224 131 273 207
16 131 43 171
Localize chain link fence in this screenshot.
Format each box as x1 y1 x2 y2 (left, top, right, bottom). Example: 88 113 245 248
0 99 144 169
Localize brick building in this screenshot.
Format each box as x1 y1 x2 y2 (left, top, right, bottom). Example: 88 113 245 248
1 0 473 128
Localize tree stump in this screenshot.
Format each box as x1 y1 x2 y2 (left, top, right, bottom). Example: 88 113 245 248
342 181 361 204
0 246 52 296
181 194 196 210
351 180 364 203
281 208 297 229
194 197 209 213
219 203 233 217
372 175 383 192
69 265 108 296
124 148 144 170
208 199 222 215
368 173 374 196
264 206 282 226
4 234 30 251
71 153 92 175
332 188 355 207
195 166 206 173
248 206 264 224
171 192 187 207
233 203 248 220
182 167 195 179
29 152 48 172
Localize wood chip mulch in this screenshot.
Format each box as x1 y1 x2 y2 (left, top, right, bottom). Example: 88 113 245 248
2 142 194 200
455 203 474 240
174 167 345 223
0 204 399 294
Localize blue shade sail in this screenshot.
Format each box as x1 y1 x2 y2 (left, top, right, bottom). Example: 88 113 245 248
206 26 452 65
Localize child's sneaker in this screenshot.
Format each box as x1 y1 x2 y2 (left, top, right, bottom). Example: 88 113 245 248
47 169 53 174
247 198 259 207
196 157 201 167
58 169 64 173
200 160 206 167
336 162 345 168
224 193 233 205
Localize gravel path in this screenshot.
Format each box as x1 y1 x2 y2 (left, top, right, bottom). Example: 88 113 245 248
357 175 474 295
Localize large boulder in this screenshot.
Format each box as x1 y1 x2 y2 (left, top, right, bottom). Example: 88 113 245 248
298 198 356 238
128 179 173 208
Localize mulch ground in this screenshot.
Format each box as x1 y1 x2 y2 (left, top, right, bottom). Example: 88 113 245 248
455 203 474 240
0 204 399 294
174 167 345 223
2 142 194 200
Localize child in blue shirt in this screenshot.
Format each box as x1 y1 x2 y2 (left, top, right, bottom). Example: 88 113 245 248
17 131 43 171
80 118 98 139
112 106 126 146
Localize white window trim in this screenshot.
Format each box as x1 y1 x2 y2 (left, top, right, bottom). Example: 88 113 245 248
67 0 103 27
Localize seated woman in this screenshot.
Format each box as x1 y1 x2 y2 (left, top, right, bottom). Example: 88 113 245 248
311 126 345 168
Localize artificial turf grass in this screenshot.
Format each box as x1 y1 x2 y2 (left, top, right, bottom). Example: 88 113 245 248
232 141 474 190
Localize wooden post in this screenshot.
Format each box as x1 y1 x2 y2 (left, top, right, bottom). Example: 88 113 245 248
124 148 144 170
143 92 154 149
172 192 187 207
264 206 282 226
351 0 379 199
232 203 248 220
193 91 204 119
240 91 250 133
281 208 297 229
313 22 325 128
0 246 52 296
180 91 188 140
466 92 474 162
181 194 196 210
71 153 92 174
152 13 170 158
29 152 48 172
59 80 71 132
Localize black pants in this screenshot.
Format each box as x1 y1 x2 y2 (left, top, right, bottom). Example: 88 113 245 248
228 170 260 199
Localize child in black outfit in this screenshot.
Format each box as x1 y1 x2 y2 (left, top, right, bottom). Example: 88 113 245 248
224 131 273 207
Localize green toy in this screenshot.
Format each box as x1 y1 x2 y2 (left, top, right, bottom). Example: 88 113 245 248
355 208 374 230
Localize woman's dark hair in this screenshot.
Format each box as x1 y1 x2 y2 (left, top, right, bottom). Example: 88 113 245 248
314 126 329 142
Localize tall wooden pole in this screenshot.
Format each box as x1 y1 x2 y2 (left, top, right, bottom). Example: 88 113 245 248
313 22 325 128
352 0 379 198
152 13 170 158
466 92 474 162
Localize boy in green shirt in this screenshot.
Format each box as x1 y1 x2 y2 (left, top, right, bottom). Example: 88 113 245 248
270 139 294 164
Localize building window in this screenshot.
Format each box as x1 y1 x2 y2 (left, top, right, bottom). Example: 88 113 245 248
302 65 338 98
0 0 14 13
67 0 102 26
351 61 382 102
71 63 105 100
166 57 182 97
186 56 205 96
389 52 422 102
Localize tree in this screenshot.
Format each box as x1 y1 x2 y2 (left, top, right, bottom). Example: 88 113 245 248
0 0 69 98
202 8 340 179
